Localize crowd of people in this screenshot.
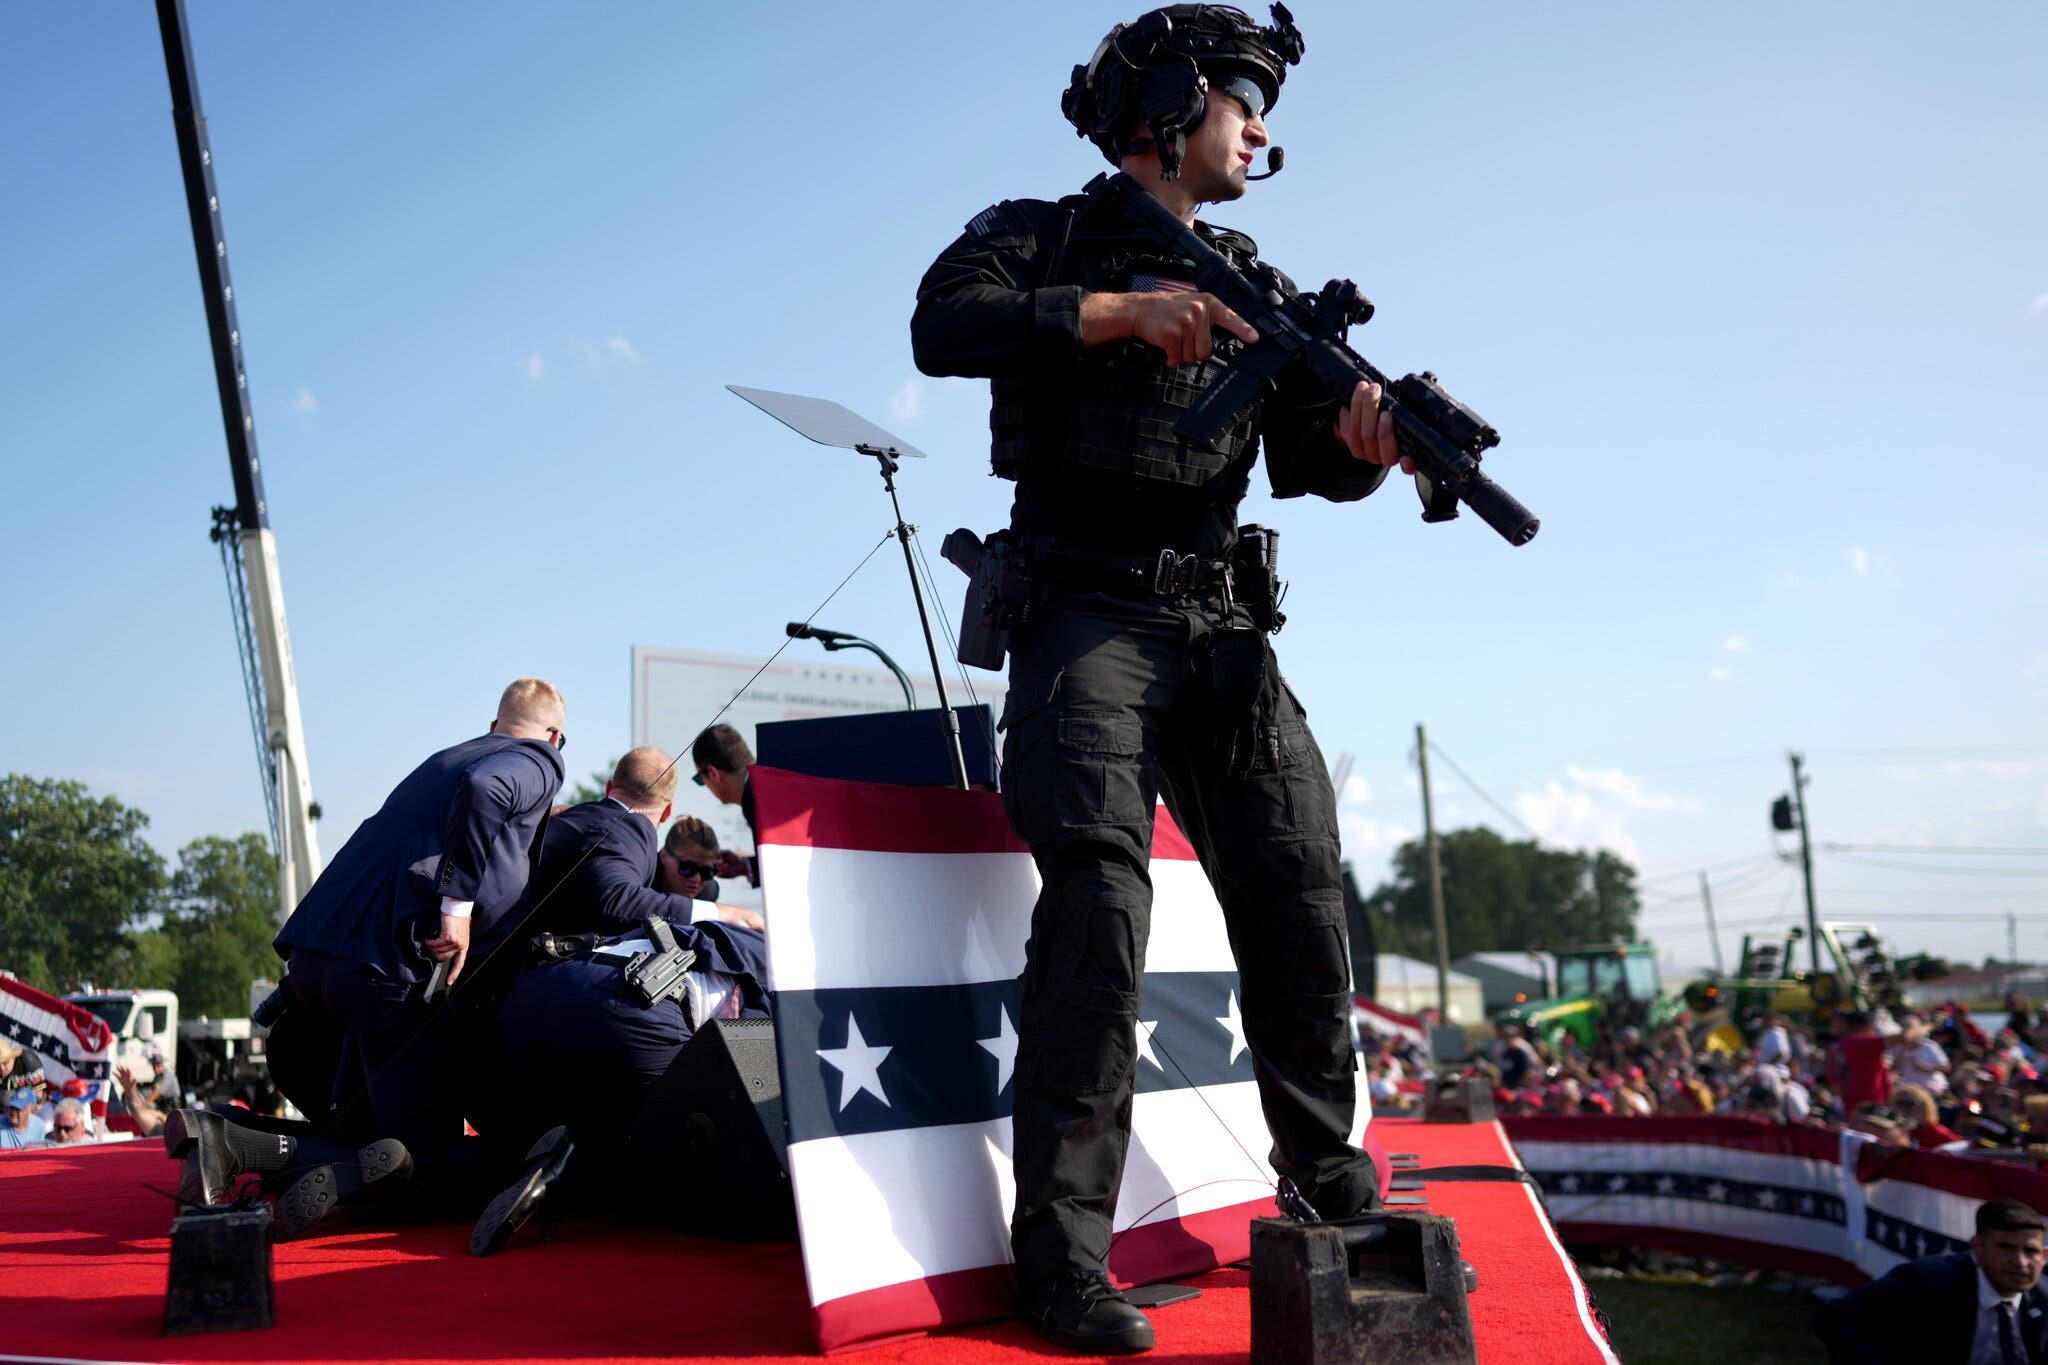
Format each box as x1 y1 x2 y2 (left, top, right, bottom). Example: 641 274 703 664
1362 995 2048 1162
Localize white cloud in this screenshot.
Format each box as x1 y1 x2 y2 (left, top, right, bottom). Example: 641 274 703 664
1774 569 1803 592
1340 813 1413 862
1709 665 1732 682
1848 547 1870 576
523 352 545 382
1340 813 1384 857
288 389 318 414
1564 766 1704 814
606 334 641 364
2032 291 2048 311
888 376 927 423
1513 766 1704 863
1339 775 1372 806
1721 633 1750 654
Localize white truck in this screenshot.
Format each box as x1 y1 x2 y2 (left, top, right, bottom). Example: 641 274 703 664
63 984 275 1106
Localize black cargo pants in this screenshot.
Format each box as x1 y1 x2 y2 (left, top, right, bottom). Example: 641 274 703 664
999 586 1377 1292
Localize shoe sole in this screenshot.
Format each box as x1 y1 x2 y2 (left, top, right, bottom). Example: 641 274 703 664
469 1167 548 1258
162 1109 198 1159
164 1110 228 1208
273 1162 365 1241
1043 1322 1155 1355
359 1139 413 1187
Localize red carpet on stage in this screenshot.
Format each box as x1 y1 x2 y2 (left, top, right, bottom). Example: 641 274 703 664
3 1120 1611 1364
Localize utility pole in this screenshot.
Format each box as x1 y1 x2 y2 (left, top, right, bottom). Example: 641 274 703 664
1415 724 1451 1019
1700 871 1725 976
2010 912 2019 966
1788 751 1820 975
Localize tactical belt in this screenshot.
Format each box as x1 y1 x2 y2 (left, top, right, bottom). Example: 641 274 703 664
1032 540 1233 605
527 929 694 1008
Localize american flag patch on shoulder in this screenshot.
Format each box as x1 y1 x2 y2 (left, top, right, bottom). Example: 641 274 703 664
1132 273 1197 293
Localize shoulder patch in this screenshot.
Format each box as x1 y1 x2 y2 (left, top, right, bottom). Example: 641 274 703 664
964 200 1034 239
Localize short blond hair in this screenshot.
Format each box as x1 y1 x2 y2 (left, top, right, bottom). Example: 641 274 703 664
610 746 678 812
497 678 564 730
1893 1083 1938 1126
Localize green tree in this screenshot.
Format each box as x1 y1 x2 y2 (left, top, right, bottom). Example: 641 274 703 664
158 833 284 1019
1365 826 1640 961
563 757 621 806
0 775 165 992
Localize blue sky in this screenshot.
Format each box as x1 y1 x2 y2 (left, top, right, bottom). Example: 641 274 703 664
3 3 2043 970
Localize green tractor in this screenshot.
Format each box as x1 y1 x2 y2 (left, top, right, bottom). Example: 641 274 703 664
1495 943 1682 1051
1682 921 1950 1051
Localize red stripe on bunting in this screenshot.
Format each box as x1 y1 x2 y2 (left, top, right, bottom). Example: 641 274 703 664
751 767 1199 861
1854 1140 2048 1205
1505 1114 1844 1162
811 1198 1286 1354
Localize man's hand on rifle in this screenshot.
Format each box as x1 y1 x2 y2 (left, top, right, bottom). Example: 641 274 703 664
1081 290 1259 367
1335 379 1414 474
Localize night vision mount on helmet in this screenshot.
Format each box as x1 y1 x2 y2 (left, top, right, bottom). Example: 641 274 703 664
1061 3 1305 181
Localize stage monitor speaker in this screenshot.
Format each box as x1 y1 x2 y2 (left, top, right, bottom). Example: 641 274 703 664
756 704 997 788
163 1202 274 1336
1423 1075 1496 1125
624 1018 795 1238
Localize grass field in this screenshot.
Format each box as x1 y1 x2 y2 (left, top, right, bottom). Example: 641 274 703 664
1587 1276 1827 1364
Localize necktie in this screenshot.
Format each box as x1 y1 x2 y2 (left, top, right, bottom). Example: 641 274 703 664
1998 1301 2025 1365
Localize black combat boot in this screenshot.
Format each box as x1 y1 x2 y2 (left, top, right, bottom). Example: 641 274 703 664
1020 1271 1155 1354
164 1108 295 1207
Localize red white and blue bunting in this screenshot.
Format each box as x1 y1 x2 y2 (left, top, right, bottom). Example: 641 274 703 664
1504 1115 2048 1283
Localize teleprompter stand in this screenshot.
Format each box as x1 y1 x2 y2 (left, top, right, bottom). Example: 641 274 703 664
726 384 970 790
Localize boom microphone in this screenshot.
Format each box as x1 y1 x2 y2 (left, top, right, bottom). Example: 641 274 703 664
1246 146 1285 180
786 621 859 645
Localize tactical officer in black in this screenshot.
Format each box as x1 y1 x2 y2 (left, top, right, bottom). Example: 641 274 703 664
911 5 1408 1354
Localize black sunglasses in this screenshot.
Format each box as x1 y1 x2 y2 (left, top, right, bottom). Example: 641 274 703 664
691 763 713 788
667 852 717 879
546 726 567 751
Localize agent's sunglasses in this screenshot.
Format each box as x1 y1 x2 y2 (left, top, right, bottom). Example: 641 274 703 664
666 851 717 879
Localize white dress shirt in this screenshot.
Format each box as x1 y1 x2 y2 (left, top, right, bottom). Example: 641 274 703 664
1970 1263 2027 1365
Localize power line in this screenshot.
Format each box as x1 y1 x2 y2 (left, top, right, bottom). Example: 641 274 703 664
1819 852 2048 879
1424 740 1542 840
1638 853 1779 885
1819 843 2048 856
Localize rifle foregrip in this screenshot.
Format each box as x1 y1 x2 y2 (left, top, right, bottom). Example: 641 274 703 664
1464 476 1540 546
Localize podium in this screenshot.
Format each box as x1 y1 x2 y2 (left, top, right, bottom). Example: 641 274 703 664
756 705 998 790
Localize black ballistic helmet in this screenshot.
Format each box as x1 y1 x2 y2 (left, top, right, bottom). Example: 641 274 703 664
1061 3 1305 180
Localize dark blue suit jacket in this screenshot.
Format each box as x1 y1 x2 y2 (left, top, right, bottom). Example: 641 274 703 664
276 733 565 983
513 798 703 941
1815 1251 2048 1364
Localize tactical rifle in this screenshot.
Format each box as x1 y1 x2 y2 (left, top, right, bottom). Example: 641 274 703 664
1097 172 1538 546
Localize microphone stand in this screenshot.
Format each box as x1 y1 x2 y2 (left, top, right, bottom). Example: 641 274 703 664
857 443 969 790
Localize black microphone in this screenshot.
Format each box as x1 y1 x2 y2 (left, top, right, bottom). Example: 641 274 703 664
1246 146 1285 181
786 621 859 645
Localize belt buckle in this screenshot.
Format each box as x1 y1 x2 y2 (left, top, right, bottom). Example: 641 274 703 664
1152 549 1180 596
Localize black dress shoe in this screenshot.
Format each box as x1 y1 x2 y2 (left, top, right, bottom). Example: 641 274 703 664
469 1126 574 1258
1021 1272 1155 1354
272 1159 367 1240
